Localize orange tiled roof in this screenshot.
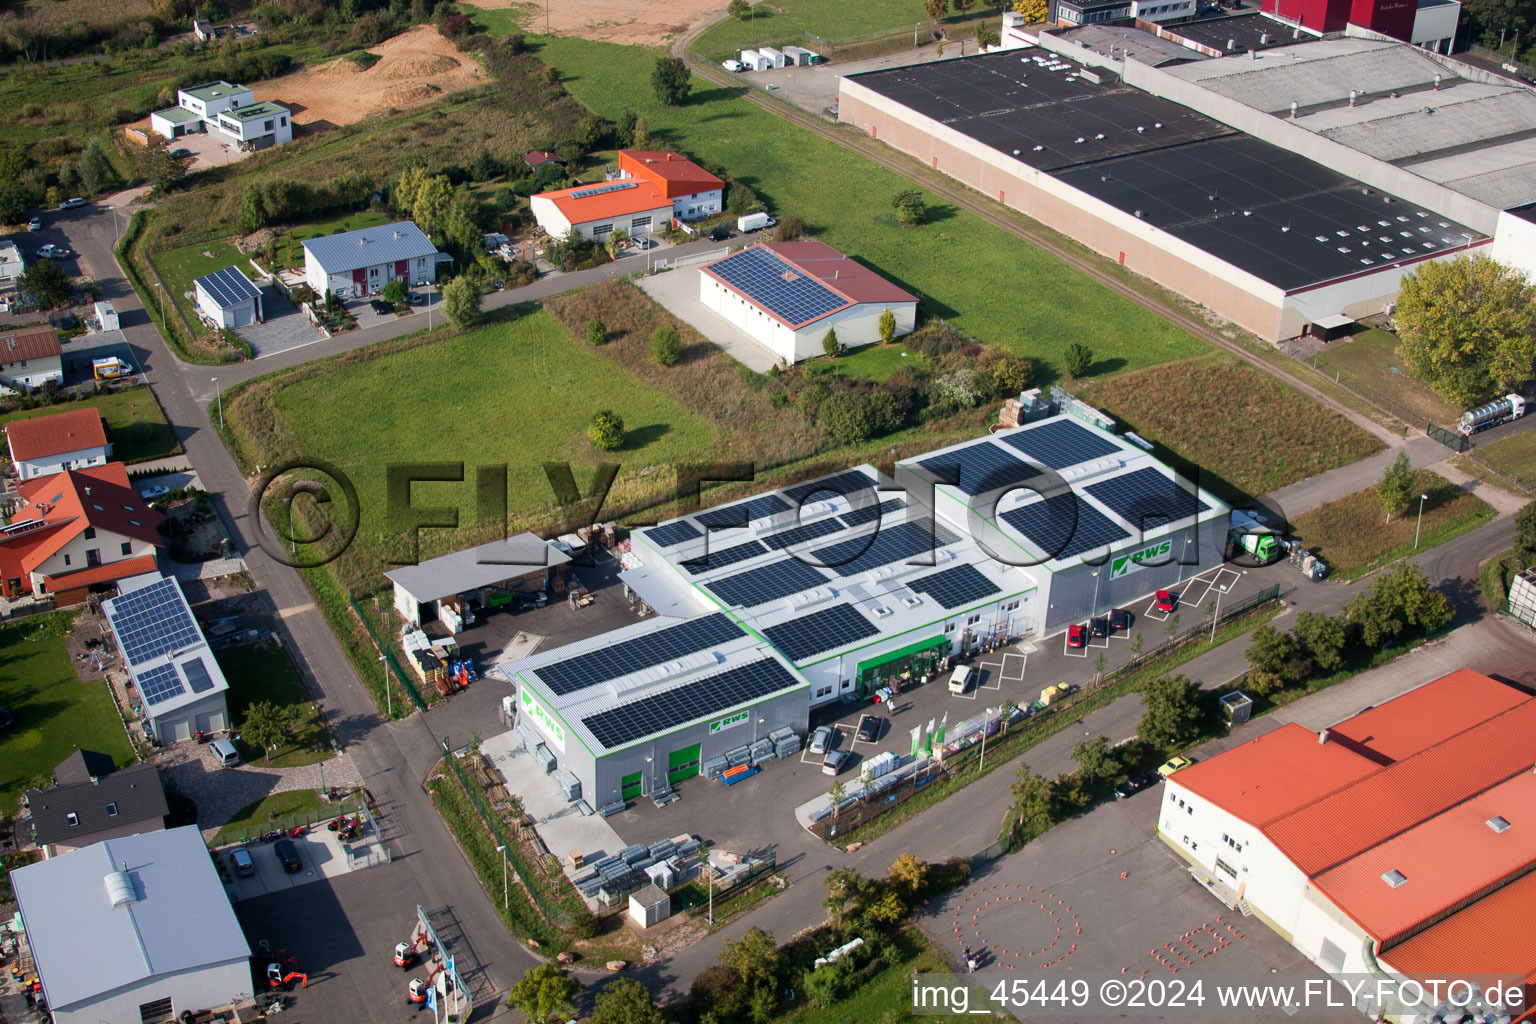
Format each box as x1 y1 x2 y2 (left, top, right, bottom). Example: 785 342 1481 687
12 464 164 574
618 150 723 198
0 325 61 364
42 554 159 590
1324 668 1529 764
534 180 674 224
5 408 108 462
1380 869 1536 983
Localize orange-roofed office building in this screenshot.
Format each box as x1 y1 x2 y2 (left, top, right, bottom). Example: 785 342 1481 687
1162 669 1536 1016
529 149 724 242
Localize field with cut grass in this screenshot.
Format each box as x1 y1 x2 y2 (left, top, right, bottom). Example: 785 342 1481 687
1288 469 1495 579
213 789 326 845
0 387 179 464
1468 429 1536 494
268 211 393 272
1308 328 1461 429
691 0 929 58
215 642 330 768
832 342 927 381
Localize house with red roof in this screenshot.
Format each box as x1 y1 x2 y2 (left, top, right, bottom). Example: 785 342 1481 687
0 325 64 394
529 149 725 242
5 407 113 480
1161 669 1536 1013
698 241 918 363
0 463 163 606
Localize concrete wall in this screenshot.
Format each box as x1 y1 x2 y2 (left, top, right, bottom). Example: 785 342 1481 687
215 109 293 146
16 445 111 480
699 274 799 360
1278 242 1485 335
1291 886 1374 974
1493 210 1536 280
52 958 251 1024
195 282 256 329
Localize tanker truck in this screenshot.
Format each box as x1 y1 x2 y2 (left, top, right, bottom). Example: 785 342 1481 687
1457 394 1526 436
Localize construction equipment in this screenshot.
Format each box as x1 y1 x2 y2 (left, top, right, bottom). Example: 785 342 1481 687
407 978 428 1004
394 941 417 969
265 954 308 989
1457 394 1526 436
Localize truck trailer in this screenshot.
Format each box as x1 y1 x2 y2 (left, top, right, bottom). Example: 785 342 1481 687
1457 394 1526 436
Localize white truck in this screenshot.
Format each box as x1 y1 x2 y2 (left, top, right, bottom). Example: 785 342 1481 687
737 211 776 233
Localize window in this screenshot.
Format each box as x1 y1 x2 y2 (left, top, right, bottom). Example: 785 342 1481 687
86 549 102 567
107 802 119 817
631 215 653 231
121 542 132 556
263 119 274 131
84 527 96 540
281 117 288 126
62 554 71 566
66 812 78 826
370 267 380 278
1215 858 1237 879
593 223 614 238
815 685 833 698
966 614 980 625
945 622 956 632
417 257 426 267
139 997 175 1024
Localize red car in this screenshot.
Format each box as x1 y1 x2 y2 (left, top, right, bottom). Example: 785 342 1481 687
1155 589 1177 613
1066 624 1087 648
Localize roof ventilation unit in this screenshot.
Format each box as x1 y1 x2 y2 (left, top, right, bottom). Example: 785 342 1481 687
1075 137 1086 144
105 868 138 908
1032 144 1044 151
1259 31 1268 43
1381 869 1408 889
1487 816 1512 834
1227 38 1236 49
872 605 894 619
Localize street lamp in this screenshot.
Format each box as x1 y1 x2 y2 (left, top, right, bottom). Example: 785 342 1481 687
1210 583 1231 642
1414 493 1429 549
281 496 296 556
495 845 508 909
153 281 165 330
1090 568 1103 623
210 376 223 430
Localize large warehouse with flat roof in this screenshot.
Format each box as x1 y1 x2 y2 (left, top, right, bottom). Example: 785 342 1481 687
838 45 1487 339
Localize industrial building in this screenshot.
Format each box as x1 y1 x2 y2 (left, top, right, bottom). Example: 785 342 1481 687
10 826 251 1024
697 241 918 363
194 265 265 329
386 532 573 630
1163 669 1536 1012
530 149 724 241
838 38 1508 339
302 221 439 299
102 574 231 744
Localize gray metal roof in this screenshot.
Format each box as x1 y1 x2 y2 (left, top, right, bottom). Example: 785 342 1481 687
26 762 168 846
302 220 437 275
1056 25 1209 66
10 826 250 1011
194 265 260 309
1164 38 1444 111
385 532 572 604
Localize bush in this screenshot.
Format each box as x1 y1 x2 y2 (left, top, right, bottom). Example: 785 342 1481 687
650 325 681 366
1065 341 1094 378
381 279 407 304
587 319 606 346
588 409 624 450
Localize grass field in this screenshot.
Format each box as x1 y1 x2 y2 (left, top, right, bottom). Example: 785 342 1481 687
269 211 394 272
832 342 926 381
1077 356 1385 500
1309 328 1461 429
0 612 133 815
0 387 180 464
215 642 330 768
692 0 928 59
769 925 971 1024
1288 469 1496 578
498 32 1209 384
1468 430 1536 493
213 790 326 845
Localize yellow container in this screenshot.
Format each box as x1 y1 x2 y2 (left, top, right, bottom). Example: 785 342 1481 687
1040 685 1059 705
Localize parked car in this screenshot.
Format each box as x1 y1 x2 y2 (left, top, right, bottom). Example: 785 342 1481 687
139 483 172 500
948 665 975 694
857 717 880 742
1066 623 1086 648
27 216 41 231
274 838 303 873
808 725 832 754
407 291 427 306
708 226 732 242
1155 589 1177 613
169 148 192 159
721 58 744 72
370 299 393 315
1114 772 1157 799
58 197 85 209
821 749 851 776
230 849 256 878
1157 755 1194 778
36 244 71 260
1110 607 1131 632
52 315 76 330
1090 615 1110 638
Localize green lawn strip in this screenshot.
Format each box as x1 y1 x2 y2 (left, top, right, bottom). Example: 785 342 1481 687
0 611 134 815
1308 328 1461 429
832 605 1279 847
0 387 180 464
268 211 394 273
1466 430 1536 494
509 33 1209 382
150 238 262 339
1076 355 1385 502
214 642 331 767
1478 547 1531 606
770 924 976 1024
831 343 927 382
213 790 326 846
1288 469 1496 579
692 0 926 59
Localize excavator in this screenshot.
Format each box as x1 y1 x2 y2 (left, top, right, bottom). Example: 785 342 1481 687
265 952 308 990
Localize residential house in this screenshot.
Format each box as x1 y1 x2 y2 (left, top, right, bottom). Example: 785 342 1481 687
0 325 63 393
26 751 168 858
149 80 292 151
301 220 439 299
0 240 25 302
529 148 725 240
5 407 113 480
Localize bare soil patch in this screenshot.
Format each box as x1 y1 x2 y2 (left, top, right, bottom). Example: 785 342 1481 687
455 0 720 45
252 25 486 127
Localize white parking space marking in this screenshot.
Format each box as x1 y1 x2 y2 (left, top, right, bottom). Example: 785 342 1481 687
1063 633 1089 658
1088 631 1110 649
977 661 1004 690
1000 652 1027 681
853 715 883 746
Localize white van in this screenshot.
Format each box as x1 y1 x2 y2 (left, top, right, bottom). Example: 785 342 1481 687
210 738 241 767
948 666 975 694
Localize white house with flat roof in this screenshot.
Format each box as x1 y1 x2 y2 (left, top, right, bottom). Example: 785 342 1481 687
149 80 292 150
213 100 292 149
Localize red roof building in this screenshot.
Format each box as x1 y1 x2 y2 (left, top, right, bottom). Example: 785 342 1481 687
616 150 724 200
530 148 725 241
5 407 112 480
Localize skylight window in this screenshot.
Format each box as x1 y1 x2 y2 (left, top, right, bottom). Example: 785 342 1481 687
1487 816 1511 834
1337 246 1352 253
1381 870 1407 888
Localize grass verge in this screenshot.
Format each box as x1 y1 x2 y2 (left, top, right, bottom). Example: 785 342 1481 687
1466 430 1536 495
215 641 331 767
213 790 326 845
0 386 180 464
770 924 968 1024
1308 328 1461 429
1479 547 1531 607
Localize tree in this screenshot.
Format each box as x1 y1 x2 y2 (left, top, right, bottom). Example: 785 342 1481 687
650 324 681 366
878 308 897 344
888 853 929 898
507 963 579 1022
728 0 750 16
587 318 606 346
591 977 666 1024
1137 673 1203 749
631 116 651 149
1376 563 1454 633
1013 0 1049 20
720 926 780 1003
1517 500 1536 558
1130 631 1144 656
975 20 1000 48
1065 341 1094 378
239 182 269 233
0 183 31 225
822 865 862 925
441 276 483 329
1293 611 1347 673
382 279 407 304
1071 736 1116 787
652 55 693 106
412 175 457 242
1345 585 1404 649
1376 450 1415 520
924 0 949 18
954 0 974 11
1093 651 1107 677
21 261 71 310
1165 610 1180 636
444 190 484 254
1394 255 1536 407
1009 766 1055 844
893 189 926 227
822 326 839 358
240 700 298 762
819 391 881 443
588 409 625 451
989 355 1032 396
77 139 112 196
1245 625 1300 677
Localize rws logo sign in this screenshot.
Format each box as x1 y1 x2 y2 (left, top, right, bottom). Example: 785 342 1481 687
519 687 566 752
709 710 750 735
1110 539 1173 580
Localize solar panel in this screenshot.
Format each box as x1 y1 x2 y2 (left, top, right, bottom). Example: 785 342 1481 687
181 656 216 694
917 442 1044 496
763 604 879 662
643 520 702 548
1085 466 1210 531
108 578 201 667
582 658 801 750
196 265 260 308
998 418 1122 470
708 558 830 607
681 539 768 576
839 498 904 529
696 494 791 530
762 516 844 551
707 247 849 327
909 564 1002 609
536 613 746 696
1001 495 1130 562
812 518 959 578
137 663 185 707
570 181 638 199
781 470 877 506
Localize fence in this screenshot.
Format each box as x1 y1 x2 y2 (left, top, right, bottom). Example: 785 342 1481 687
1427 422 1471 453
1467 43 1536 79
653 246 728 271
224 795 364 843
1500 600 1536 630
350 593 427 712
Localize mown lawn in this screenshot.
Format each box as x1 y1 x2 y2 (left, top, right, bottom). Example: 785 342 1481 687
213 789 326 845
0 612 133 815
1309 328 1460 429
496 32 1209 384
215 642 330 768
1289 469 1496 579
832 342 927 381
268 211 394 272
1469 429 1536 491
0 387 180 464
1077 356 1385 500
770 925 975 1024
151 238 262 336
691 0 930 59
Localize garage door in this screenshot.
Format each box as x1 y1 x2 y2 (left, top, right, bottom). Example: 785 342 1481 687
165 717 192 742
230 300 255 328
621 772 643 802
196 709 226 734
667 744 701 785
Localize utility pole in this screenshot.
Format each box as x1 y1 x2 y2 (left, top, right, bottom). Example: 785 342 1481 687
210 376 223 429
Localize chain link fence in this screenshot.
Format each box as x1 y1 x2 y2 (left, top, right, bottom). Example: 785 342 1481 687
350 593 427 712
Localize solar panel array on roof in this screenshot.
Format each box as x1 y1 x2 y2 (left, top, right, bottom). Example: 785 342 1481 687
137 663 185 707
1001 495 1131 561
917 443 1044 496
762 516 844 551
707 558 830 608
813 518 959 577
570 181 638 199
195 265 260 309
998 419 1123 469
582 658 801 750
181 656 216 694
763 604 880 661
535 613 745 696
839 497 905 529
643 520 702 548
681 539 768 576
109 578 200 666
781 470 878 505
707 247 849 327
908 564 1003 609
1085 466 1210 531
696 494 791 530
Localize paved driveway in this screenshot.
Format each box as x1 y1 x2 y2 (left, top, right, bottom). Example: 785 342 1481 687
235 290 326 357
639 269 780 372
172 129 250 172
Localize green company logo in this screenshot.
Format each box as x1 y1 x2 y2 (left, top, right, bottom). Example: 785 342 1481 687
709 710 751 735
1110 539 1173 580
519 688 565 752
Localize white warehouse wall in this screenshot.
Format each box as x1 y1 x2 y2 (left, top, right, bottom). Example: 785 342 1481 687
1492 211 1536 281
51 959 251 1024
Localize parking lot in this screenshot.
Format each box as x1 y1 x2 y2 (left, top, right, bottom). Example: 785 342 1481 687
168 128 251 172
214 826 389 902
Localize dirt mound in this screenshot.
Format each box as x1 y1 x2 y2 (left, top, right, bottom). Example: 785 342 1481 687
375 53 459 79
455 0 722 45
314 59 364 76
382 83 441 106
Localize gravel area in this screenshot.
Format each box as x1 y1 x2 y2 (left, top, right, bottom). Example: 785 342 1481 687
158 743 363 838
